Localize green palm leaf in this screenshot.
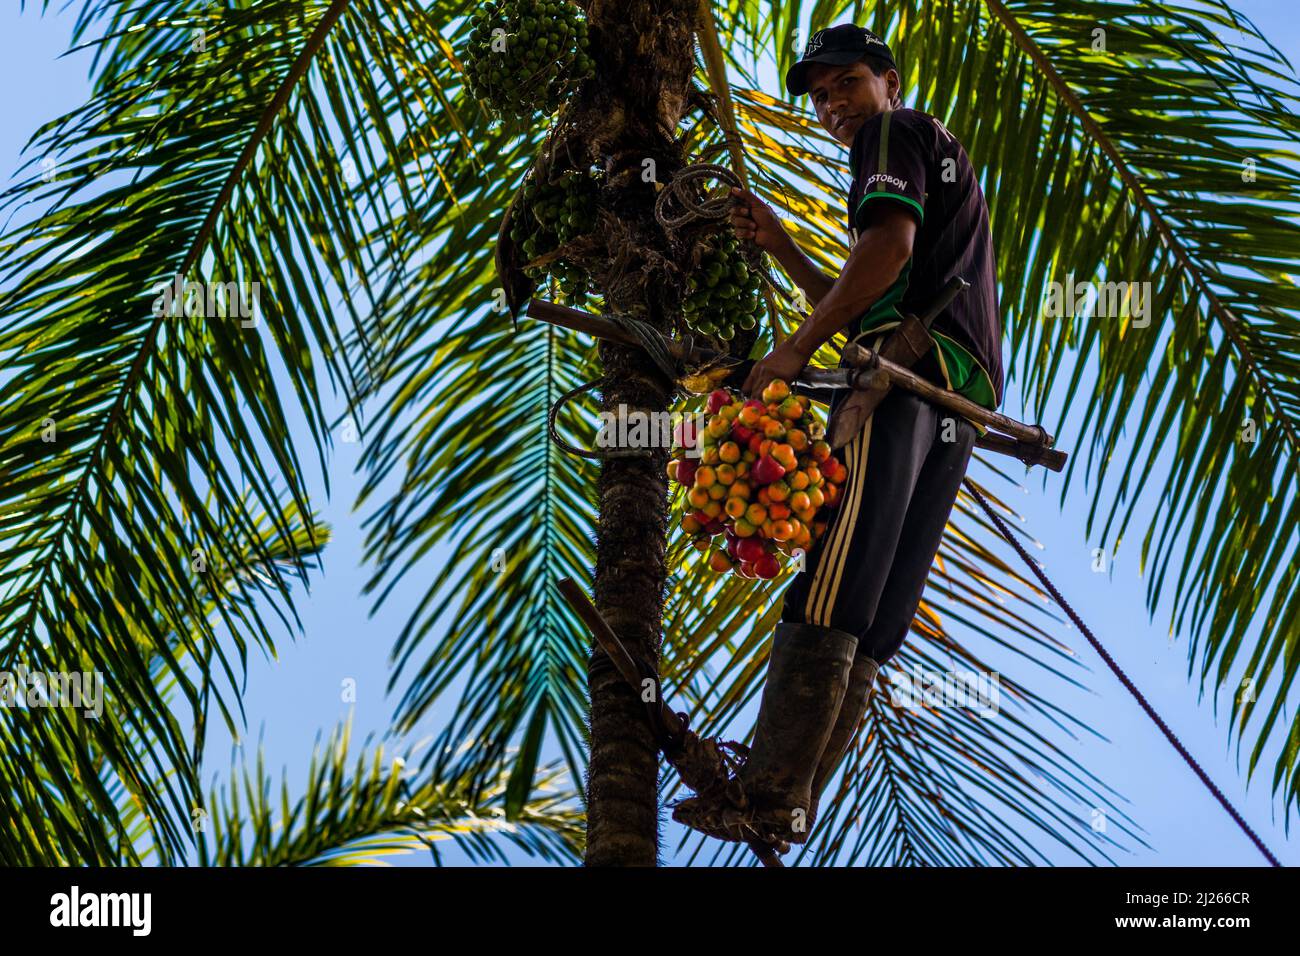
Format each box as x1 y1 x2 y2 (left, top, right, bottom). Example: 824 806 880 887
0 0 435 861
0 491 330 865
196 717 584 866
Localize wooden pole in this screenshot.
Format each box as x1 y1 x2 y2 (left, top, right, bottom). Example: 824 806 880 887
525 297 1068 471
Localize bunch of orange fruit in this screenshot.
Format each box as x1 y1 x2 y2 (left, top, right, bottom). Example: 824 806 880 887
667 379 848 579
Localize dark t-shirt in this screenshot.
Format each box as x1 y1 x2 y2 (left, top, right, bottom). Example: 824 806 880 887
846 108 1004 410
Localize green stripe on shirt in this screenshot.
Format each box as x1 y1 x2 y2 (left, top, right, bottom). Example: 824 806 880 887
857 191 925 223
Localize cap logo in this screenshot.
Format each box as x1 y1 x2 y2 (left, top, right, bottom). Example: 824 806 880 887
863 30 886 50
803 30 826 57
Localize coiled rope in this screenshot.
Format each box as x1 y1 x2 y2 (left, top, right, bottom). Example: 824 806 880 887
547 313 689 460
653 162 790 304
963 478 1281 867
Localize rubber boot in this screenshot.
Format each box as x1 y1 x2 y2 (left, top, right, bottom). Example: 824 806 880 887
730 621 859 843
803 654 879 838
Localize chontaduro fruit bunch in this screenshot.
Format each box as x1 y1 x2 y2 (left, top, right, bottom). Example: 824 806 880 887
680 231 764 344
667 379 849 579
464 0 595 118
513 167 599 301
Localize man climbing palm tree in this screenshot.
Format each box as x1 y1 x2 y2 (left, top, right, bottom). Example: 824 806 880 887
672 23 1005 848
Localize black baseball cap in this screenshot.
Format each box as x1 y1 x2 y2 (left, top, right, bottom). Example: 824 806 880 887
786 24 897 96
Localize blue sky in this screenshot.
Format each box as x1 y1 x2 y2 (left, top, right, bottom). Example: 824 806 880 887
2 1 1297 866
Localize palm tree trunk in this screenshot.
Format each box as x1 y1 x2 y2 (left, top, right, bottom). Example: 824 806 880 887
582 0 699 867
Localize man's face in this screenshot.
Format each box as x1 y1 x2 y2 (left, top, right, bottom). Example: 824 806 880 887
805 61 899 147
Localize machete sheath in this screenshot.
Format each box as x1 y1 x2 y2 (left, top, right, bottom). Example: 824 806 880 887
825 276 970 450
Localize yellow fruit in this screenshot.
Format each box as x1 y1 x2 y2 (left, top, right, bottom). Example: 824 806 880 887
702 500 723 519
719 441 741 463
725 497 747 519
733 518 758 538
708 550 733 573
745 503 767 526
687 486 711 509
762 379 791 404
716 463 736 485
707 483 727 501
695 465 716 488
681 514 703 534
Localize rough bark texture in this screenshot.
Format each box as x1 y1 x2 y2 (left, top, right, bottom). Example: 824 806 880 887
579 0 700 867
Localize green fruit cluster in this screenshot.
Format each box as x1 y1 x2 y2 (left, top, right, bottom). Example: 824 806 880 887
681 233 764 341
465 0 595 117
512 167 598 299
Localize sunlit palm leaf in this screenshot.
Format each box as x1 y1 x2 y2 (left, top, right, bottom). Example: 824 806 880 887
197 716 583 866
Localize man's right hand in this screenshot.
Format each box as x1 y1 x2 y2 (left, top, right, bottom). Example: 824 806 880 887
729 187 790 254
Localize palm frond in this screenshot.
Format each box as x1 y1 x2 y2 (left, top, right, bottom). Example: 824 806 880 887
0 492 330 865
197 717 584 866
0 0 433 860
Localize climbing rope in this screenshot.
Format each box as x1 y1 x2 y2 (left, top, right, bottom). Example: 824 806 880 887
963 478 1282 867
546 312 689 460
653 162 742 230
546 311 735 460
653 163 791 306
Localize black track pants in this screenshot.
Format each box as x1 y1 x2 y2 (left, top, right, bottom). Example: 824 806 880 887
780 354 976 665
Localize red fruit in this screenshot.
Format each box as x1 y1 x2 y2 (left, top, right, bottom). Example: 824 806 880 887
731 424 755 444
747 434 763 455
752 455 786 485
736 537 767 564
738 561 758 579
677 460 698 486
726 534 741 560
703 518 726 536
754 553 780 579
691 510 712 526
707 389 731 415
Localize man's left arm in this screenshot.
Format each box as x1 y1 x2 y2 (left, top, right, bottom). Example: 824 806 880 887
743 204 916 397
